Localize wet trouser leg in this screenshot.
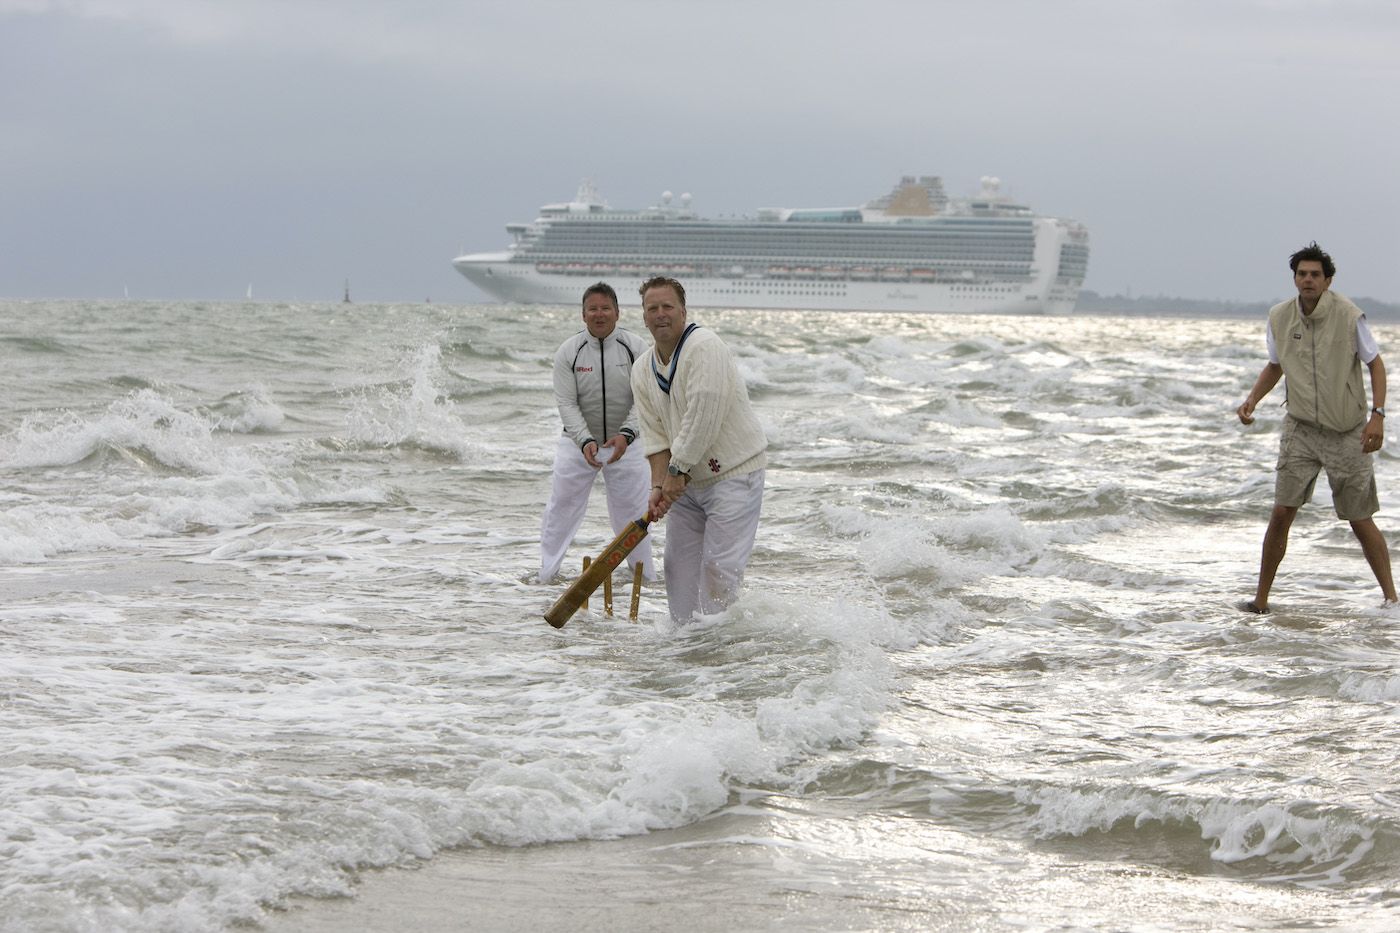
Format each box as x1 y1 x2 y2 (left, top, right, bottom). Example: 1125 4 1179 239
539 435 597 582
663 469 764 623
600 442 655 580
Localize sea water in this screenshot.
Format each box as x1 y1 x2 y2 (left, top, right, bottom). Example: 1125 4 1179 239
1 299 1397 932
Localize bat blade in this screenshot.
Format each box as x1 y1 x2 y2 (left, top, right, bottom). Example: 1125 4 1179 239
543 517 650 628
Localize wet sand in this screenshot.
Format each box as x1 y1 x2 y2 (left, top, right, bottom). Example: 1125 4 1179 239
258 827 962 933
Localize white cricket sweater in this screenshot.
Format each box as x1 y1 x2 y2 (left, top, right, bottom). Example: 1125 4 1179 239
630 325 767 488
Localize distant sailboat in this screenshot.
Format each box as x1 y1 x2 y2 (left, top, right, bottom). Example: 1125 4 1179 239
123 284 129 299
246 284 253 300
343 279 352 304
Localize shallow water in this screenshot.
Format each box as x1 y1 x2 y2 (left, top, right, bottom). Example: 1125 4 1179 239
2 300 1398 931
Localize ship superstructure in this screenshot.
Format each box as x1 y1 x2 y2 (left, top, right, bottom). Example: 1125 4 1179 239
452 176 1088 313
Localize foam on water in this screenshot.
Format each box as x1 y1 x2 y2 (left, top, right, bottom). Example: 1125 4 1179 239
0 499 129 563
0 394 312 567
1337 671 1400 701
343 342 474 458
205 387 286 434
5 301 1400 932
0 579 900 931
1015 783 1385 887
2 390 241 472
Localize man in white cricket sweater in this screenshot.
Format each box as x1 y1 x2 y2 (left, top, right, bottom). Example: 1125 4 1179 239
539 282 654 583
1236 242 1396 612
631 276 767 623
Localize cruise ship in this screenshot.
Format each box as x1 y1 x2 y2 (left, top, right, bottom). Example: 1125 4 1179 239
452 176 1089 314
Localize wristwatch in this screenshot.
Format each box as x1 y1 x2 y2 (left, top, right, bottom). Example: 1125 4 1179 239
666 463 689 477
1373 407 1386 418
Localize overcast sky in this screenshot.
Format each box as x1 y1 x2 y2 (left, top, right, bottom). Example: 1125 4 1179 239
3 0 1397 304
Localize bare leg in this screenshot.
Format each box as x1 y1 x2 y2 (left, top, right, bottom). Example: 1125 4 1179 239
1349 518 1398 603
1251 504 1299 611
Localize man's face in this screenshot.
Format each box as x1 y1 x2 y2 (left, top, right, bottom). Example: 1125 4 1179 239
582 293 619 338
642 285 687 342
1294 260 1332 301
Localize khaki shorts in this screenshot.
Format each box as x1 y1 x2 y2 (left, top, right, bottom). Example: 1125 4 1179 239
1275 416 1379 520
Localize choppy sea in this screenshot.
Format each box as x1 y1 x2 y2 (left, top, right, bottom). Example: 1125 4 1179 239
2 299 1398 932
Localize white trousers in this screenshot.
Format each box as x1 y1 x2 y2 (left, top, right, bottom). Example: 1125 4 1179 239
539 435 655 583
663 469 765 623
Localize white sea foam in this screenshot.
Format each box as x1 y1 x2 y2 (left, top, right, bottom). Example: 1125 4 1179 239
818 503 1044 587
0 500 129 563
2 390 238 473
343 342 472 458
1017 784 1376 882
5 301 1398 932
0 392 327 566
741 346 866 393
0 583 902 931
207 387 286 433
1337 672 1400 702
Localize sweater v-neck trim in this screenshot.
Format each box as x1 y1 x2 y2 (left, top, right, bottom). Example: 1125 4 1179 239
651 323 700 395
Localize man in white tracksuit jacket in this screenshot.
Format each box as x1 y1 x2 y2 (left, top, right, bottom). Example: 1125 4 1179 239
539 282 655 583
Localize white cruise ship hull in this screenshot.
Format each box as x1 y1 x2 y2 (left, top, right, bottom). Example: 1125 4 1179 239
453 255 1078 314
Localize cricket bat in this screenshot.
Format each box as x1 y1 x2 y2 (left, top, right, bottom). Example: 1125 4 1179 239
543 516 650 628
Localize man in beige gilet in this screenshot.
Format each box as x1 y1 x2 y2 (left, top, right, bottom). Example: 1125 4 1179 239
1236 242 1396 612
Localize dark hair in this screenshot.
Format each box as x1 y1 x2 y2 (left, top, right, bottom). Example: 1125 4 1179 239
639 276 686 306
1289 242 1336 278
581 281 619 309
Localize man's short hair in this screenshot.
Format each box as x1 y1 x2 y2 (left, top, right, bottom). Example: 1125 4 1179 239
639 276 686 306
582 281 619 309
1290 242 1336 279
